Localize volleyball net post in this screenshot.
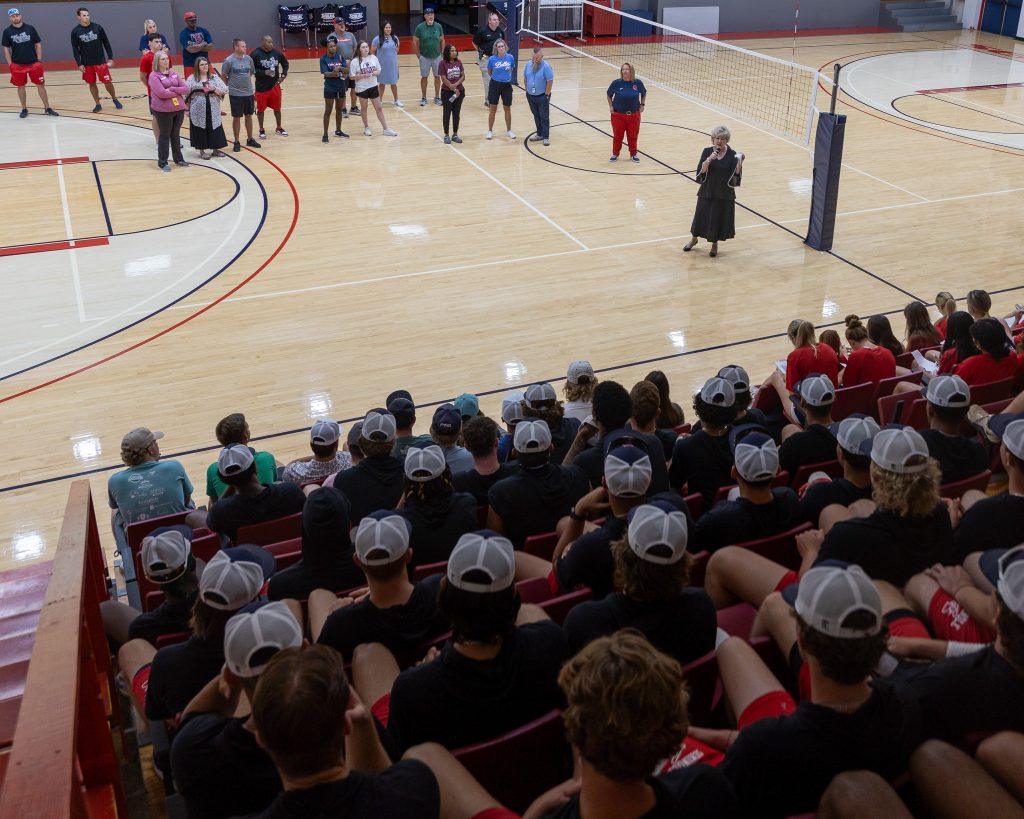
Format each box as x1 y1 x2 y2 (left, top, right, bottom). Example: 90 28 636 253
805 63 845 251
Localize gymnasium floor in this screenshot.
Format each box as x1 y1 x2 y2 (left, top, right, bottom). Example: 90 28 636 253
1 27 1022 573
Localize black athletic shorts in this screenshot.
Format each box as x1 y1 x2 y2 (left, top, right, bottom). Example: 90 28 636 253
324 89 344 99
488 80 513 107
229 95 256 116
356 85 379 99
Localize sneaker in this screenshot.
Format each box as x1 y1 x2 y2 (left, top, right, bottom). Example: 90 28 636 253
363 127 372 136
394 100 404 108
19 108 27 118
174 160 189 167
420 97 428 106
258 129 267 140
609 155 618 162
485 130 493 140
322 134 329 143
233 141 241 152
543 138 550 146
529 134 543 141
335 129 349 139
507 130 516 139
341 107 349 117
158 163 170 172
630 155 640 163
382 128 398 136
968 405 999 443
246 138 261 148
276 128 288 137
434 96 442 105
451 134 462 143
113 98 123 110
444 135 451 144
91 104 102 113
45 108 59 116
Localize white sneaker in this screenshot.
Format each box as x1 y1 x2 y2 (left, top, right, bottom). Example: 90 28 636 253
364 127 372 136
529 134 543 141
394 100 404 108
382 128 398 136
485 130 493 140
507 130 516 139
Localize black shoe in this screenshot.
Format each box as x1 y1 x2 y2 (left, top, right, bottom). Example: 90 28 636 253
233 141 241 152
19 108 27 118
91 104 102 113
322 134 329 143
334 130 349 139
245 138 261 148
174 160 189 167
113 98 123 110
45 108 59 117
683 240 697 252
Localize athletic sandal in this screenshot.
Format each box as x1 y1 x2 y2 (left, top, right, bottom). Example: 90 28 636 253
113 98 123 109
92 104 102 113
276 128 288 136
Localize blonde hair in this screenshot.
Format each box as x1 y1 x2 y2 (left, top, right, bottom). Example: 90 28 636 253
620 62 635 80
788 319 816 348
564 380 597 403
870 460 941 518
143 18 157 33
935 291 956 319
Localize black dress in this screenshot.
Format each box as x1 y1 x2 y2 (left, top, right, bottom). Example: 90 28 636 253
690 145 738 242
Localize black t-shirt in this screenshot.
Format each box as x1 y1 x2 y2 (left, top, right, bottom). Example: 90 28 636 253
669 430 733 503
691 407 768 434
387 620 568 753
267 553 365 601
719 680 923 819
549 416 582 465
898 644 1024 743
2 23 41 64
798 477 872 527
257 760 440 819
816 503 954 586
539 766 737 819
398 492 478 566
574 430 670 494
918 428 989 485
206 483 306 543
488 462 589 547
252 46 288 92
452 462 518 506
70 23 111 66
330 457 405 524
778 424 837 477
472 24 506 56
145 634 225 721
171 713 281 819
563 588 717 666
127 593 194 646
317 574 446 661
693 488 801 553
649 427 679 461
951 492 1024 563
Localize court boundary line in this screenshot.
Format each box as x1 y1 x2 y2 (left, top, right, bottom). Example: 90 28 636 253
51 124 87 323
91 161 114 236
0 237 109 257
892 92 1024 132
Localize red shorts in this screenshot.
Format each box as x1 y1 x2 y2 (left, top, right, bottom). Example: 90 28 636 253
472 809 520 819
255 85 282 112
774 570 799 593
737 689 797 729
371 692 391 727
132 664 152 710
82 63 112 84
927 589 995 644
9 62 44 87
888 614 930 639
547 569 560 597
659 736 726 771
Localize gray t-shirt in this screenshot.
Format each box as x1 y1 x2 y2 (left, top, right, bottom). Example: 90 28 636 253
221 53 255 97
328 30 357 61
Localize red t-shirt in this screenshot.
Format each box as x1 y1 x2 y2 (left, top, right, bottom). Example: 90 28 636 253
954 352 1019 386
934 316 948 341
786 343 840 391
937 348 960 374
842 345 896 388
140 50 172 95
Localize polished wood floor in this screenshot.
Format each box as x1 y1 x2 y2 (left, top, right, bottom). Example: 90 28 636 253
1 28 1022 570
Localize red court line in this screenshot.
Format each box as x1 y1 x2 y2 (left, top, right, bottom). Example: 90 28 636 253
0 237 108 257
0 156 90 171
919 82 1024 94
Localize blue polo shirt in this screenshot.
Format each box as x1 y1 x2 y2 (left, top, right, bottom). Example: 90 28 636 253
179 25 212 68
523 59 554 96
607 77 647 113
320 52 348 93
487 53 515 84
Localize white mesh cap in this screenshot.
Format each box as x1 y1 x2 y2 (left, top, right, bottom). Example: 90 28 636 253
199 551 264 611
997 546 1024 619
717 365 751 395
626 503 688 565
699 377 736 407
796 374 836 407
218 444 255 477
514 419 553 453
861 426 930 474
141 530 191 584
362 410 397 443
404 444 447 482
224 601 303 678
524 382 557 407
501 391 526 425
733 432 779 482
989 412 1024 460
447 531 516 592
604 446 652 498
354 512 411 565
926 374 970 408
795 564 882 638
310 419 341 446
566 360 595 385
832 414 880 455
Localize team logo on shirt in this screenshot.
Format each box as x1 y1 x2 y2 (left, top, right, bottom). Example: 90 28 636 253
78 30 98 42
258 56 277 70
10 31 30 44
632 83 638 90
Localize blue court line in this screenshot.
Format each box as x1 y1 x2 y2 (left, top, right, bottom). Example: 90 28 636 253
92 161 114 237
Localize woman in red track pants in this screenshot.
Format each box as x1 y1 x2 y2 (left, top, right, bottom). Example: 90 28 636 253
606 62 647 163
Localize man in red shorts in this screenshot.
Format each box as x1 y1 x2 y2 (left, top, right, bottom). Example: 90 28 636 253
252 34 289 140
2 8 58 118
70 7 122 113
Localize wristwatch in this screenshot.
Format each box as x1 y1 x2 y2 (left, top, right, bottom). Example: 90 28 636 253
569 505 586 522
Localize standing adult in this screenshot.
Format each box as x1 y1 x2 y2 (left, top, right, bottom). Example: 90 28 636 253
139 33 169 143
222 39 261 152
70 7 122 113
252 34 289 140
350 40 397 136
148 51 188 171
327 18 358 116
178 11 214 76
319 38 349 143
485 39 515 140
185 56 228 160
139 18 161 54
371 21 401 107
438 42 465 144
684 126 743 258
414 7 445 107
606 62 645 163
3 8 58 118
523 46 553 146
472 11 504 106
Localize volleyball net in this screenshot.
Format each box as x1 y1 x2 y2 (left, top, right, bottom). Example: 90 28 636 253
519 0 824 144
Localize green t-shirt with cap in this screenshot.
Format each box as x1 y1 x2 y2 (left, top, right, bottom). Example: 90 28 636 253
205 449 279 501
414 21 444 59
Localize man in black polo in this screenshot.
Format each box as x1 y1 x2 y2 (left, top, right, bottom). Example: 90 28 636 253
472 10 504 105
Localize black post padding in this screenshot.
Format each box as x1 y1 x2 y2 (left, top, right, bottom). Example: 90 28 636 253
805 112 846 252
506 0 520 85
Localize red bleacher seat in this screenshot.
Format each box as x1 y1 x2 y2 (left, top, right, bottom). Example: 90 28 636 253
894 346 939 369
680 650 721 727
235 513 302 546
673 423 692 435
716 603 757 640
125 511 194 555
872 371 923 416
517 576 554 604
731 523 810 570
155 631 189 650
790 459 842 489
968 378 1014 406
750 636 798 696
689 551 710 588
412 561 447 582
752 384 782 414
940 470 991 500
523 531 558 561
878 393 927 427
538 588 592 625
682 492 704 521
830 381 875 421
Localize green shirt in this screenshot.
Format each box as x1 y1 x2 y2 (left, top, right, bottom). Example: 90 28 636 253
414 21 444 59
205 449 278 500
393 433 432 460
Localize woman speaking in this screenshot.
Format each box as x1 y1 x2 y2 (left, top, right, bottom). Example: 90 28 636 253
684 126 744 257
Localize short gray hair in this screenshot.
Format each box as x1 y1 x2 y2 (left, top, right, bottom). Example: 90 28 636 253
710 125 730 141
533 46 543 54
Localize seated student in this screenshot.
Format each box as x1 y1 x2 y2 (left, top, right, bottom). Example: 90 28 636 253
760 319 840 425
487 420 589 548
324 422 364 486
170 602 302 819
562 360 597 422
628 379 678 461
452 415 519 506
353 531 568 753
496 390 526 464
715 364 768 429
266 486 363 601
454 392 482 424
840 315 896 388
917 374 988 485
205 413 278 505
955 317 1019 386
207 446 306 543
669 377 738 503
563 502 716 665
522 381 582 465
397 443 478 566
693 428 800 553
312 511 448 661
525 630 737 819
779 374 838 476
798 414 878 527
430 404 475 474
388 390 431 460
280 419 352 486
331 410 405 523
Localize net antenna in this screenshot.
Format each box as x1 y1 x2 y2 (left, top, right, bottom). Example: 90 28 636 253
519 0 823 145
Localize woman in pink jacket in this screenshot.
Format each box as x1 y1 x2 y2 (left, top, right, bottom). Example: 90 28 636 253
148 51 189 171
